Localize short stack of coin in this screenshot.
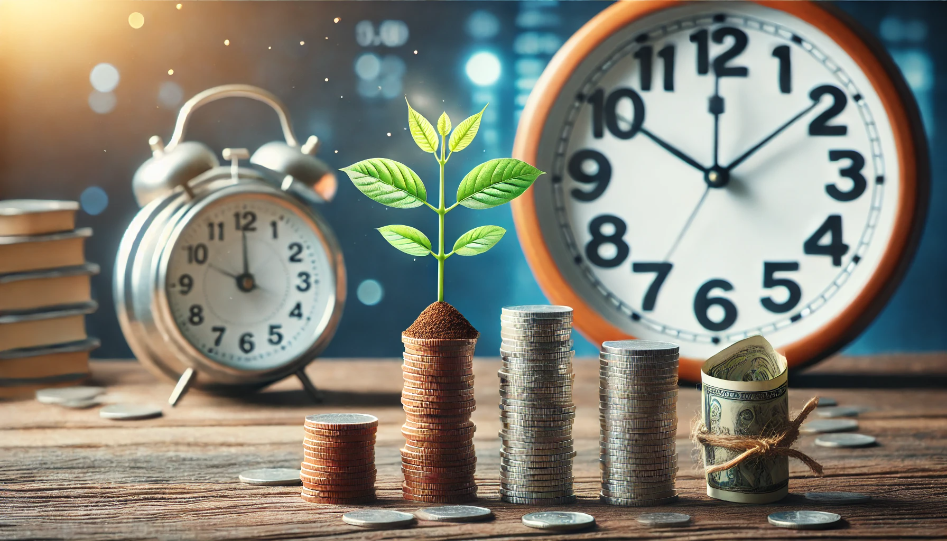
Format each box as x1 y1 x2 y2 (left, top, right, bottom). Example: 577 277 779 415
499 305 576 505
599 340 679 506
401 335 478 503
301 413 377 504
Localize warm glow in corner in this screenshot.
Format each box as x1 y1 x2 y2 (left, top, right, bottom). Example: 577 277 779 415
168 69 174 75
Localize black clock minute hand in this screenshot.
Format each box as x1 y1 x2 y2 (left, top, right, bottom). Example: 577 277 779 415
723 100 820 172
241 230 250 276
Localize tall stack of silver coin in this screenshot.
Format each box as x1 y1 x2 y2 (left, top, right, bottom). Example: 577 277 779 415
498 305 576 505
599 340 679 506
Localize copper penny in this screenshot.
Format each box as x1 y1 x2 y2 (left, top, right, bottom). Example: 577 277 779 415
301 464 376 477
402 485 478 497
301 487 376 499
403 471 477 483
402 493 477 503
302 426 377 436
402 466 477 478
401 336 477 348
402 368 473 378
300 493 376 505
302 429 377 441
301 437 376 448
403 438 473 449
403 382 474 393
402 390 475 402
402 397 475 409
301 480 375 493
401 456 477 469
401 446 476 459
301 457 375 468
299 471 376 485
402 353 474 363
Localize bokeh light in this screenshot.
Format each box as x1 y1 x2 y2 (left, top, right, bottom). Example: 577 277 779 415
167 69 174 75
466 51 501 86
80 186 109 215
357 279 384 306
354 53 381 80
90 63 120 93
157 81 184 108
466 10 500 39
128 12 144 29
88 91 116 114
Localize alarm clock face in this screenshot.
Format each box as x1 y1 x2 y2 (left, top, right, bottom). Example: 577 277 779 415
519 2 919 363
160 191 336 370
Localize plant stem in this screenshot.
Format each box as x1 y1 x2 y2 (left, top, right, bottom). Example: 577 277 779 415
437 135 446 303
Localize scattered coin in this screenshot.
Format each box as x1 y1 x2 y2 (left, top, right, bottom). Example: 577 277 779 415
800 419 859 434
816 397 837 407
99 403 162 420
815 433 877 448
414 505 494 522
238 468 302 486
636 512 691 527
36 386 104 404
342 509 416 529
805 491 871 504
767 510 842 530
522 511 595 532
816 406 863 418
56 398 101 409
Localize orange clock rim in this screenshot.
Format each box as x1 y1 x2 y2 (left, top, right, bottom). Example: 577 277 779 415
511 0 927 382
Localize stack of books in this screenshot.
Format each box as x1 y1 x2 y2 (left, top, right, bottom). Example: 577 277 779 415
0 200 99 399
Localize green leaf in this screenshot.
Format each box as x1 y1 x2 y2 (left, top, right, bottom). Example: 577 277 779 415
406 98 438 153
377 225 432 256
340 158 427 208
456 158 544 209
437 112 451 137
452 225 506 256
448 104 487 153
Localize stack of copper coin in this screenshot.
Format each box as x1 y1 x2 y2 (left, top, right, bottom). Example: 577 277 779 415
401 335 478 502
300 413 378 504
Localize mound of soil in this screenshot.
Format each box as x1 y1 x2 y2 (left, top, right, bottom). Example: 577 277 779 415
403 302 479 340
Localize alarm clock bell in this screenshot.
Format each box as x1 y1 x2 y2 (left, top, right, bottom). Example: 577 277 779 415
116 84 346 406
132 84 336 208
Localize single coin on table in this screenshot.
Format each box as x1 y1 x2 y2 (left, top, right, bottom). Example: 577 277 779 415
816 406 863 418
36 386 104 404
521 511 595 532
342 509 416 529
56 398 101 409
816 397 837 407
636 512 691 527
815 433 877 448
414 505 494 522
238 468 302 486
800 419 859 434
99 404 162 420
805 491 872 504
767 510 842 530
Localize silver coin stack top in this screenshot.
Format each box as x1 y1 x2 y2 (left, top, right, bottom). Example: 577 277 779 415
599 340 679 506
498 305 576 505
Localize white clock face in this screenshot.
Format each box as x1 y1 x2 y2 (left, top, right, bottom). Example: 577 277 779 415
163 192 335 370
532 3 902 359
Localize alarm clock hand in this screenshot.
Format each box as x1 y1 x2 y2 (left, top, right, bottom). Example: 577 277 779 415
241 230 250 277
639 127 709 174
723 99 820 173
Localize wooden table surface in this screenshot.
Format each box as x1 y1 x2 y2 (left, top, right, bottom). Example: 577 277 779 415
2 354 946 540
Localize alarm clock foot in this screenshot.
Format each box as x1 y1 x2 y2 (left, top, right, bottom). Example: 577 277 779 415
169 368 197 407
296 370 323 403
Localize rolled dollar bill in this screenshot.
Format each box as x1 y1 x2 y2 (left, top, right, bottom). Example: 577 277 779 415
701 335 789 504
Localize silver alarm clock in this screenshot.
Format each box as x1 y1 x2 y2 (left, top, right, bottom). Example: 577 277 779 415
115 85 345 406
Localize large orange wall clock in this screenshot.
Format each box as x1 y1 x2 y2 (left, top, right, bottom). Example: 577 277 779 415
512 1 929 381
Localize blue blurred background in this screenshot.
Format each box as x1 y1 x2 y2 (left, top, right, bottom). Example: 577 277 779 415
0 1 942 360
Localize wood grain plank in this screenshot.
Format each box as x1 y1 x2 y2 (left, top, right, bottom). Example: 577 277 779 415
1 356 945 540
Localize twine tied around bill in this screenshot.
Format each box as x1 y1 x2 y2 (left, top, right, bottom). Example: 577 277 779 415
692 396 824 476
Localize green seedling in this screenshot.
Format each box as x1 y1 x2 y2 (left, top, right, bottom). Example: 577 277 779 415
341 99 544 302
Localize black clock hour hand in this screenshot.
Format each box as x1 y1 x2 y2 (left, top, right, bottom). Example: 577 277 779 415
616 114 707 173
640 127 709 173
209 264 239 280
710 75 723 167
723 100 820 172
